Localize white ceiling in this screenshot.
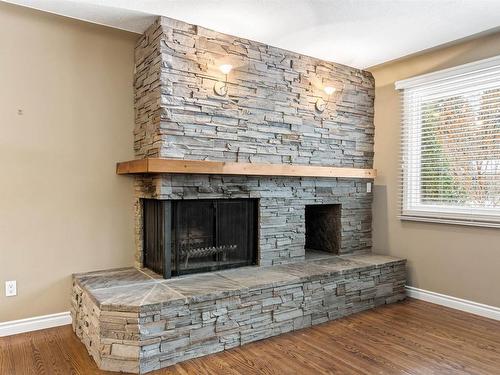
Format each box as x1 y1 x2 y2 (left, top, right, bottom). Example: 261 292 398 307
5 0 500 68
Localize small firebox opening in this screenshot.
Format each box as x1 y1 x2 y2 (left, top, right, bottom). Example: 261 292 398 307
143 198 258 278
305 204 341 255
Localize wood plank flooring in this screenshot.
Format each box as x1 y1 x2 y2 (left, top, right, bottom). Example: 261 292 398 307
1 298 499 374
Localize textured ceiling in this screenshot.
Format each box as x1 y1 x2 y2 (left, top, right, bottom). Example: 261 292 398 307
4 0 500 68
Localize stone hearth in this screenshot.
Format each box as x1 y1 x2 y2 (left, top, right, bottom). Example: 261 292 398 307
72 254 406 373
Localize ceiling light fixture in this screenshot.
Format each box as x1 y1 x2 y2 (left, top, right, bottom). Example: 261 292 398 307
214 64 233 96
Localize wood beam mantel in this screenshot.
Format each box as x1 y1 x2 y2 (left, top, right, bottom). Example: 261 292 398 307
116 158 376 179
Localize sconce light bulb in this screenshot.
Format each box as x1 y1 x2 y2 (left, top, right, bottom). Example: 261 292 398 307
324 86 336 95
219 64 233 75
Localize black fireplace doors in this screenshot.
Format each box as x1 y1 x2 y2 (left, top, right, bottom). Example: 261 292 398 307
143 199 258 278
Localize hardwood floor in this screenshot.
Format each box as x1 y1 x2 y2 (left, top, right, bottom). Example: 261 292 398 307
1 298 500 374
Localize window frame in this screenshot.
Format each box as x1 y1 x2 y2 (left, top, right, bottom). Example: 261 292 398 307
396 55 500 228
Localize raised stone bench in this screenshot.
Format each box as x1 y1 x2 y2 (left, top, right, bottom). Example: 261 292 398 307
71 254 406 373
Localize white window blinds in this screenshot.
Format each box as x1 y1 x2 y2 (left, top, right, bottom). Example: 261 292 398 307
396 56 500 228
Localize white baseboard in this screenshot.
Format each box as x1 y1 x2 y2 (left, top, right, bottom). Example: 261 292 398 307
0 311 72 337
406 286 500 321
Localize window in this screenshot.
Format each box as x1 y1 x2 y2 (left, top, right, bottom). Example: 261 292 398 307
396 56 500 228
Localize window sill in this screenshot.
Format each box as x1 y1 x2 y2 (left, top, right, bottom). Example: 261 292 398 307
399 215 500 229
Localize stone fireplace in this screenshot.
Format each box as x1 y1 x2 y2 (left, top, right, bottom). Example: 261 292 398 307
71 15 406 374
136 174 372 270
129 15 377 270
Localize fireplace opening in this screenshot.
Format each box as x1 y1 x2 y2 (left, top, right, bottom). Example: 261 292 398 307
305 204 341 255
143 199 258 278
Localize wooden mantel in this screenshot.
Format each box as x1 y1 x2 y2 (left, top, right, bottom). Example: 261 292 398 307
116 158 376 179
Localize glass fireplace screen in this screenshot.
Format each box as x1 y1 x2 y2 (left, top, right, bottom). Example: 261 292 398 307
143 199 258 278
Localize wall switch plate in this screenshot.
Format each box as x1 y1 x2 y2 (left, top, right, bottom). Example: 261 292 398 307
5 280 16 297
367 182 372 193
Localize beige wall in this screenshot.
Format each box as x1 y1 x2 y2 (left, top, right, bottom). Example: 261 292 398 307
0 3 138 322
370 31 500 308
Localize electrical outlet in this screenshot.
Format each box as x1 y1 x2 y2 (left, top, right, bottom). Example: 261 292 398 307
367 182 372 193
5 280 16 297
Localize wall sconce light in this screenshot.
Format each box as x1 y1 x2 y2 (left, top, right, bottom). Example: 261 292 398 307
316 86 336 112
214 64 233 96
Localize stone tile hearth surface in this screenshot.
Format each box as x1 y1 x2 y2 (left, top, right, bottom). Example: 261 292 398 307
74 268 161 292
72 254 406 373
73 254 398 312
162 273 246 303
90 283 185 312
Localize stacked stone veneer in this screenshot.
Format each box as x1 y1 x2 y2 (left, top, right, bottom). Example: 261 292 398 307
133 16 375 266
135 17 374 165
72 257 406 373
135 175 372 266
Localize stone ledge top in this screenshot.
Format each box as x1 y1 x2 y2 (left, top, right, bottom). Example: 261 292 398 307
73 254 405 313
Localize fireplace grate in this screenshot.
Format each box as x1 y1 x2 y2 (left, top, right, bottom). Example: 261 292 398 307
180 244 237 268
